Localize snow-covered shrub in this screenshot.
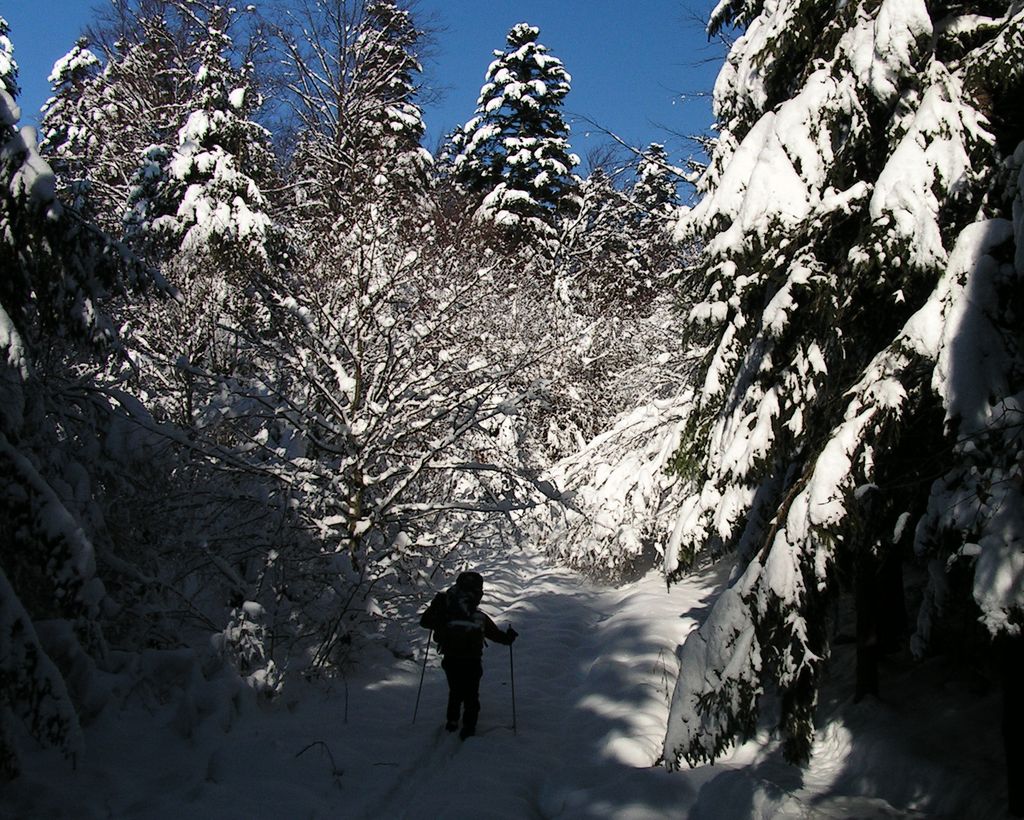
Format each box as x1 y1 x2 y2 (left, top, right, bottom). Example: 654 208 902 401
216 601 281 696
126 204 577 678
535 393 694 580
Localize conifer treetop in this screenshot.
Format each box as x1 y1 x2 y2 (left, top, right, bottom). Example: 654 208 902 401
453 21 579 238
507 22 540 48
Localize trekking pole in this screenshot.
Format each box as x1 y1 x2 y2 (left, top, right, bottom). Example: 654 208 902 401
412 629 431 724
509 641 517 736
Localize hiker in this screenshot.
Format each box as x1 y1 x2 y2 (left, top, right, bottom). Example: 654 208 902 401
419 571 517 739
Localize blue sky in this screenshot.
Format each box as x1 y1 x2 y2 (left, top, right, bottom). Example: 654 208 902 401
4 1 724 170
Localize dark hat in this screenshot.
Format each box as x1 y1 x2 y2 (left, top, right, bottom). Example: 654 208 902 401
456 571 483 591
456 571 483 602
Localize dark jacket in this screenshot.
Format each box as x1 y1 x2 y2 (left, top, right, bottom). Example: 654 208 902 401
420 584 512 659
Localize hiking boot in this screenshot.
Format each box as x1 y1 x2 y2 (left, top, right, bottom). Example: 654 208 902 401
459 726 474 740
445 721 458 732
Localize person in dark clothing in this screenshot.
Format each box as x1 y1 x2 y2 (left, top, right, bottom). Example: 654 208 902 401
419 571 517 739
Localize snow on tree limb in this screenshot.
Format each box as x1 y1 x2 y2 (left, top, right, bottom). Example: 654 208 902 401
663 0 1024 769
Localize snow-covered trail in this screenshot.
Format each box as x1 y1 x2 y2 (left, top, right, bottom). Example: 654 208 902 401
8 545 1006 819
6 547 727 819
342 549 725 819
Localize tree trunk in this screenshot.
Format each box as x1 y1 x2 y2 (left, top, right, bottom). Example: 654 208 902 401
999 633 1024 817
854 550 907 701
854 549 879 701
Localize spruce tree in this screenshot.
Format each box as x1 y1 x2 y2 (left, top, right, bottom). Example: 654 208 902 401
626 143 681 293
557 167 634 311
40 12 193 236
0 17 155 778
661 0 1024 786
279 0 430 230
124 6 281 277
351 0 431 197
453 23 580 239
38 39 102 214
630 144 678 226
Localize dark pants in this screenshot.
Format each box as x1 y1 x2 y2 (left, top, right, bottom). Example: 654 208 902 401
442 656 483 731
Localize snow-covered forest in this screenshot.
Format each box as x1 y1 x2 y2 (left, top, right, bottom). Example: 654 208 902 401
2 0 1022 817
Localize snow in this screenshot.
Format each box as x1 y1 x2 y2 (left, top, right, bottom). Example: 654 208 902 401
0 432 102 607
932 218 1015 433
48 42 99 84
539 395 693 576
974 528 1024 635
678 66 868 253
719 384 779 479
0 564 84 762
154 124 274 256
5 125 60 212
866 67 983 272
0 87 16 128
0 300 28 381
846 0 933 104
7 544 1007 818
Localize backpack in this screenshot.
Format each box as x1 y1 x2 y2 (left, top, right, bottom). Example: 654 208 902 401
424 586 485 658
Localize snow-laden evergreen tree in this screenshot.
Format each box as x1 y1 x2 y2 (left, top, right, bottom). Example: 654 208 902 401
555 167 633 311
662 0 1024 782
0 17 157 777
125 6 281 277
350 1 431 198
631 144 678 219
452 23 580 240
40 10 194 235
624 143 683 300
0 18 81 778
278 0 430 231
555 152 682 316
37 39 102 214
629 143 680 252
117 3 289 500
